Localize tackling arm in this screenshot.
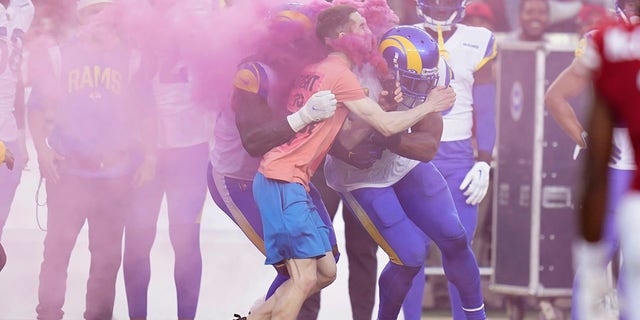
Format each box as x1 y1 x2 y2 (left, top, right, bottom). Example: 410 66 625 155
544 58 590 147
233 89 297 158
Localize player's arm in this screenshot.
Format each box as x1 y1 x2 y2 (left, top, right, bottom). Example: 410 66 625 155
341 86 455 145
544 58 589 147
235 88 337 157
459 39 497 205
331 111 443 167
473 45 497 164
579 91 613 243
386 112 443 162
233 89 297 157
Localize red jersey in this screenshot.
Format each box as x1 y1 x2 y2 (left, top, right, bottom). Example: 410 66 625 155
583 21 640 189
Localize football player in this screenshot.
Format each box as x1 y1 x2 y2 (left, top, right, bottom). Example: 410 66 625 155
577 1 640 318
206 2 339 318
325 25 486 320
544 1 638 318
402 1 497 319
248 3 455 318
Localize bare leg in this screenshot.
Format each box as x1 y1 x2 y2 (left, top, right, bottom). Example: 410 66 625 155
249 253 336 320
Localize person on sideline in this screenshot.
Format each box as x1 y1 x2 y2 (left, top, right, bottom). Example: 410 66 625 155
29 1 156 318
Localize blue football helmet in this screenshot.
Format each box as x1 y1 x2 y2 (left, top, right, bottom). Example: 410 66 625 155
615 0 640 23
416 0 468 31
379 25 447 109
269 2 314 32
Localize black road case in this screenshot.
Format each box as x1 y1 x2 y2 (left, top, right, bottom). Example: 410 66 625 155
491 39 588 301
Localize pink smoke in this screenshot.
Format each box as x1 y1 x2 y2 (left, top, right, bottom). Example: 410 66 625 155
115 0 331 111
27 0 397 112
328 0 399 76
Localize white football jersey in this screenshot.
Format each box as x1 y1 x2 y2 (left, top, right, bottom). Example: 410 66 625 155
0 0 33 141
415 23 497 142
324 64 419 192
152 57 213 148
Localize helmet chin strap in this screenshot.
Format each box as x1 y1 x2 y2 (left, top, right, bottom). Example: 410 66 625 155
435 24 450 60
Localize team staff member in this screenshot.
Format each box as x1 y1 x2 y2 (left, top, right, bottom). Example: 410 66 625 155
29 1 156 319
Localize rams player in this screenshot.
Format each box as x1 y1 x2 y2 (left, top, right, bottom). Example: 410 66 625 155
404 1 497 319
325 25 485 320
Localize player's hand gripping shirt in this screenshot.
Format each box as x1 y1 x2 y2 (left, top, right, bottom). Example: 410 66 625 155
210 61 285 180
259 54 366 190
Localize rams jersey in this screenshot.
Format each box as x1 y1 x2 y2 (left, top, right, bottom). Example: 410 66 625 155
324 64 419 192
415 23 497 141
580 21 640 187
210 61 283 180
0 0 33 141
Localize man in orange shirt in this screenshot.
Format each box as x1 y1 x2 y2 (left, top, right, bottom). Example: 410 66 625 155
247 4 455 320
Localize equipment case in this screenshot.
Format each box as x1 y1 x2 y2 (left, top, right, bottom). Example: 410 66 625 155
491 39 588 298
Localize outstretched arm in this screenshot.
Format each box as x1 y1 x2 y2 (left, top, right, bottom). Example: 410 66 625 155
544 58 590 147
342 86 455 139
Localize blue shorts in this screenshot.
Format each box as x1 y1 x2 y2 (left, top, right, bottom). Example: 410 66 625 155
253 172 332 265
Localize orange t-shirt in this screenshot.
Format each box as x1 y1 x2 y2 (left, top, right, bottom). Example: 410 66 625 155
259 54 367 190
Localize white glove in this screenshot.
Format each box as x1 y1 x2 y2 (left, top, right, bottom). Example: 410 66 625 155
287 90 337 132
459 161 491 205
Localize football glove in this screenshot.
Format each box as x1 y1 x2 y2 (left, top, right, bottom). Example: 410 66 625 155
287 90 337 132
460 161 490 205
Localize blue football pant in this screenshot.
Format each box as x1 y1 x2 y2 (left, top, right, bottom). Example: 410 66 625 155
403 140 479 320
342 162 483 320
